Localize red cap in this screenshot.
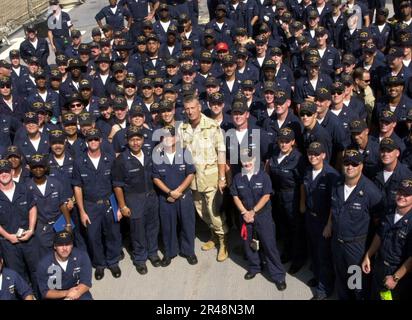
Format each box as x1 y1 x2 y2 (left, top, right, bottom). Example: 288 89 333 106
215 42 229 52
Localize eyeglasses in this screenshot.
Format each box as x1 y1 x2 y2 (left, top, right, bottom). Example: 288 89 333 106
70 103 83 108
308 152 321 157
343 161 360 167
0 84 11 89
299 112 314 117
331 91 344 95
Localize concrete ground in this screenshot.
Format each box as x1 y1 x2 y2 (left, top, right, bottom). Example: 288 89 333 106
0 0 395 300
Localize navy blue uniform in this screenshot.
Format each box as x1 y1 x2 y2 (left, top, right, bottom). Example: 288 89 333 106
331 175 383 300
268 147 306 263
230 169 285 282
36 247 93 300
303 163 340 298
303 122 333 163
26 177 67 258
0 114 21 151
371 210 412 300
47 11 72 53
0 183 39 292
374 163 412 218
72 152 121 269
294 73 333 105
152 148 196 258
350 137 381 180
19 38 50 68
27 90 61 118
111 150 159 266
0 268 33 300
112 127 153 154
14 132 50 163
95 5 131 31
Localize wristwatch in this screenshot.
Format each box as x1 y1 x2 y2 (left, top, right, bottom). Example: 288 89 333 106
393 274 400 282
219 176 226 181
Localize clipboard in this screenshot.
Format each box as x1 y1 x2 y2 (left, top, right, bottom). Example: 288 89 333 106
110 193 119 222
53 214 76 232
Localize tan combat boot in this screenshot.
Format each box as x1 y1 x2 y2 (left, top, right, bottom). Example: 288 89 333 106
217 236 229 262
201 233 218 251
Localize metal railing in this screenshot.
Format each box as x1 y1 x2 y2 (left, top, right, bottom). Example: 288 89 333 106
0 0 49 44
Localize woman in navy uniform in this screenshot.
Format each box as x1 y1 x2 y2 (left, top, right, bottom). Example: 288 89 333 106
0 251 34 300
152 126 197 267
72 128 122 281
362 178 412 300
112 126 161 275
230 148 286 291
302 142 340 300
267 127 306 274
27 154 71 258
36 231 93 300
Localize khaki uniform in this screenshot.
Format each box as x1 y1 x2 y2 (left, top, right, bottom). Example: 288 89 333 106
178 114 228 236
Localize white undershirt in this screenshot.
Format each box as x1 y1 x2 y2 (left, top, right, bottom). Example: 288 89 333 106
89 155 100 170
267 108 275 117
235 129 248 143
184 31 192 39
404 59 411 67
333 15 339 23
30 136 41 151
31 39 38 49
383 170 393 183
3 99 13 111
330 108 343 116
55 156 65 166
246 172 254 181
36 181 47 196
168 46 174 55
312 168 322 180
344 184 356 201
57 260 68 272
131 152 144 166
277 119 285 128
257 56 265 67
310 30 315 38
216 22 224 30
159 20 170 32
318 48 326 58
110 5 117 14
233 3 239 10
226 79 235 92
317 117 325 124
2 183 16 202
0 274 2 289
72 81 79 90
165 151 175 164
13 66 21 77
378 23 386 33
394 212 403 224
12 172 21 183
277 152 288 164
39 91 47 101
309 78 317 90
29 75 36 85
100 74 109 85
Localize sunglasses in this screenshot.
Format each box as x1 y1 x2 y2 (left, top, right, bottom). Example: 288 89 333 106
70 103 83 108
343 161 360 167
308 152 321 157
87 138 100 142
332 90 344 95
0 84 11 89
300 112 314 117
